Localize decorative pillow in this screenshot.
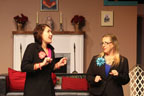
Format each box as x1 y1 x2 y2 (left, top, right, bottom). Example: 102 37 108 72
51 72 57 85
8 68 26 91
8 68 57 91
62 76 88 91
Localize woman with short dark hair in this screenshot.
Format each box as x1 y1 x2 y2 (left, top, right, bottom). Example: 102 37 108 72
21 24 67 96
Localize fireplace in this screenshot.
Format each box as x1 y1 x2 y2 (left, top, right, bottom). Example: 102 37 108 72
13 31 84 73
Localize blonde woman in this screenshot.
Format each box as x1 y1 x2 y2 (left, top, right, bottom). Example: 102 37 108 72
86 34 130 96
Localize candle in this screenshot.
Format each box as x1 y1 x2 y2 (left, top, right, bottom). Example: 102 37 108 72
60 12 62 24
36 12 39 24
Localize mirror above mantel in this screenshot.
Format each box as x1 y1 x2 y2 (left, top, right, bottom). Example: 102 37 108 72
12 31 85 73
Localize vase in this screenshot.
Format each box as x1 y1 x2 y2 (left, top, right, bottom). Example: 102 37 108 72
45 16 54 31
17 23 24 31
74 24 80 32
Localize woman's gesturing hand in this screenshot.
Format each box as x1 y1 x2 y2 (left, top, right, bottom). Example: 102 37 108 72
43 57 52 66
95 75 102 83
109 70 119 76
55 57 67 69
58 57 67 67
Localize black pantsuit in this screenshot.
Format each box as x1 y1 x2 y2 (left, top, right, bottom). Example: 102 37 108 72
21 43 56 96
86 55 130 96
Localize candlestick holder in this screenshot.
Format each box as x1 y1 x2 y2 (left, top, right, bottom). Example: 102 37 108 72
36 23 39 26
60 23 63 32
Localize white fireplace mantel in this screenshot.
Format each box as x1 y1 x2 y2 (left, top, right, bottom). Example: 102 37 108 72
13 31 85 73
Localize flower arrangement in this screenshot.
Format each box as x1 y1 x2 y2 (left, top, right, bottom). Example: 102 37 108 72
14 14 28 25
96 57 105 67
71 15 86 30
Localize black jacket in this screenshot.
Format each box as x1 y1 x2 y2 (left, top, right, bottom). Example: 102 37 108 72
86 55 130 96
21 43 56 96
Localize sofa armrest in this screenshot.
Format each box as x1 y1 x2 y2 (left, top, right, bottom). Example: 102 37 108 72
0 75 7 96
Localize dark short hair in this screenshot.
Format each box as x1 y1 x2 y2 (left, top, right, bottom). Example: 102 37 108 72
33 24 50 45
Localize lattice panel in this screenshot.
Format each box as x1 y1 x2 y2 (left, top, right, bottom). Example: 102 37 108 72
129 66 144 96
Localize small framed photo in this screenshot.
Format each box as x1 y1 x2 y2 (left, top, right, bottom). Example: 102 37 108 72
40 0 58 11
101 11 113 27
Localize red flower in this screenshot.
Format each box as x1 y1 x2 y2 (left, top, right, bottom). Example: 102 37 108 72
38 51 46 59
71 15 86 29
71 15 79 24
14 14 28 25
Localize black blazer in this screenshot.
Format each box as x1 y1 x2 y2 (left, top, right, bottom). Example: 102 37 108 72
21 43 56 96
86 55 130 96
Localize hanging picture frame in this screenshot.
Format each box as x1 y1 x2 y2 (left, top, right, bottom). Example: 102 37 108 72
104 0 137 6
101 11 113 27
40 0 59 11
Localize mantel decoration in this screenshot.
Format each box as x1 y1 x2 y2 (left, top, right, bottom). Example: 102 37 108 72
71 15 85 32
45 16 54 31
14 14 28 31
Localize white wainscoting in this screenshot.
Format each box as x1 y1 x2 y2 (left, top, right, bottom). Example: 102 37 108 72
13 32 84 73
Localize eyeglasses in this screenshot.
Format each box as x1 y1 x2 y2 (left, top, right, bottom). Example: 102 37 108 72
101 42 112 45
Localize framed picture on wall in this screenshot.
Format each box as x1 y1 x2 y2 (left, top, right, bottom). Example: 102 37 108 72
40 0 58 11
104 0 137 6
101 11 113 27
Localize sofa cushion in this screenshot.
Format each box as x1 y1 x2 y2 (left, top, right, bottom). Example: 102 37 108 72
8 68 26 91
51 72 57 85
62 76 88 91
8 68 57 91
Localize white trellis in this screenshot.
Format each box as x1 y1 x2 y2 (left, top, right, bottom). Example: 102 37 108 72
129 66 144 96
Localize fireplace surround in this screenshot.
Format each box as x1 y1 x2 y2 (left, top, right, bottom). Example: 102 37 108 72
13 31 85 73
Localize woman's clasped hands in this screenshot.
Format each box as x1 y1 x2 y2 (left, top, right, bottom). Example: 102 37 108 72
94 70 119 83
